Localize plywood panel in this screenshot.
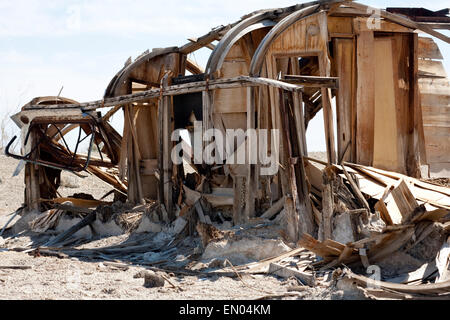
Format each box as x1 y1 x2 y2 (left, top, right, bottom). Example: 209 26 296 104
334 38 355 162
419 52 450 168
430 163 450 178
328 16 354 36
423 126 450 163
422 106 450 127
419 60 448 78
418 37 444 60
356 31 375 166
391 33 411 175
420 93 450 107
269 12 329 56
214 113 247 132
134 103 159 200
419 78 450 95
373 38 401 172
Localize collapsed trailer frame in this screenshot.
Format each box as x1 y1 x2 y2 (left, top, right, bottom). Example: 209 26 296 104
7 0 450 242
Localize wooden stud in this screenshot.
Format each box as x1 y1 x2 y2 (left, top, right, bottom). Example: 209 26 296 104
356 31 375 166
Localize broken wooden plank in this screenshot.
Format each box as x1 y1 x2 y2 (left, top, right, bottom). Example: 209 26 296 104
0 266 32 270
194 201 207 224
187 38 216 51
0 209 22 237
343 268 450 296
260 197 285 220
356 31 375 166
44 211 96 247
180 28 224 54
390 180 420 223
334 37 356 164
268 263 316 287
340 164 371 211
161 75 174 217
321 167 335 241
283 75 339 89
298 233 342 260
418 37 444 60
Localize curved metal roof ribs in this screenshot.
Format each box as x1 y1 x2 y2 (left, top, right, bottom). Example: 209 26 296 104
206 18 276 77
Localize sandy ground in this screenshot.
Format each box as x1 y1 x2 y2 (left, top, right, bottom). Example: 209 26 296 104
0 153 346 300
0 249 338 300
0 155 26 216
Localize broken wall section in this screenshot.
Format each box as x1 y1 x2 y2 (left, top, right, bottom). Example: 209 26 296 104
418 37 450 178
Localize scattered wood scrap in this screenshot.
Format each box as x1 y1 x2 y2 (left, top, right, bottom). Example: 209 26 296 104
340 268 450 299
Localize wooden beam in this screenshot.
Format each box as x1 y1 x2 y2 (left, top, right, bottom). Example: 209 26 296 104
125 105 144 205
185 59 205 75
318 12 337 165
321 168 334 241
334 38 356 163
356 31 375 166
347 2 450 44
261 197 285 220
321 88 337 164
283 75 339 89
281 97 300 242
188 38 216 51
160 75 174 219
245 86 257 221
22 76 304 113
233 176 247 225
340 164 371 211
24 131 40 212
408 33 425 178
419 23 450 30
292 92 315 236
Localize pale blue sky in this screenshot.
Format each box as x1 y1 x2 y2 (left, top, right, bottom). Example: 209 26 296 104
0 0 449 151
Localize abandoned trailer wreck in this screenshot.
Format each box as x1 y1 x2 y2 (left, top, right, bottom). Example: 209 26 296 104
3 0 450 299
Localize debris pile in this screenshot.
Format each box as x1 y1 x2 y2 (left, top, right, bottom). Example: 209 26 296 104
298 159 450 299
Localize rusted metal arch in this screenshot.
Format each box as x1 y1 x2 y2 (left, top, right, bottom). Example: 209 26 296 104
249 4 322 77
